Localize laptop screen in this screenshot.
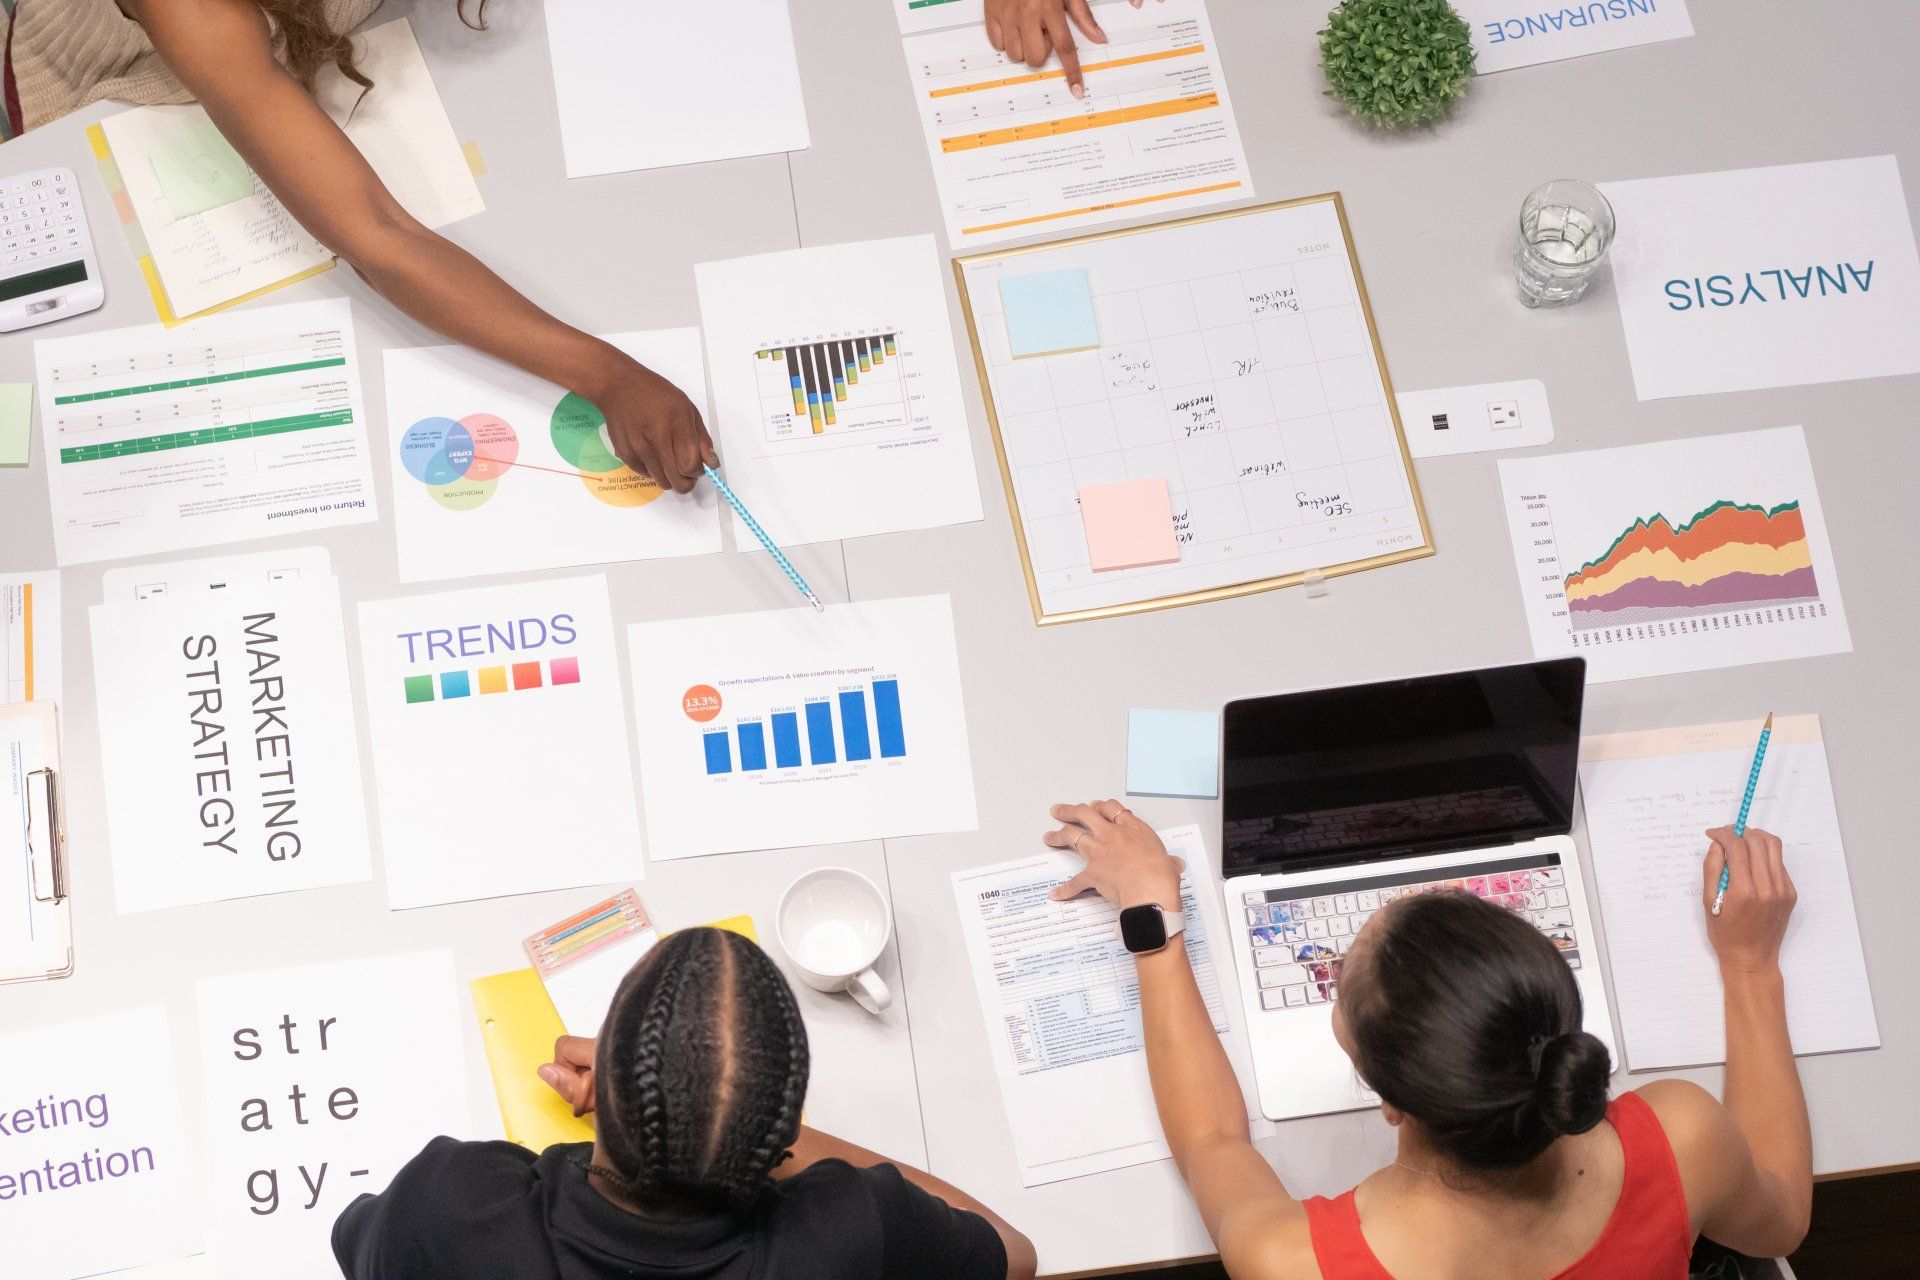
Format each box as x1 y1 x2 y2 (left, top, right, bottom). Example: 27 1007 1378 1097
1221 658 1585 879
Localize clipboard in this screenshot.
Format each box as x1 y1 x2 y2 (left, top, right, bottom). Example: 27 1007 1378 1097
2 701 73 984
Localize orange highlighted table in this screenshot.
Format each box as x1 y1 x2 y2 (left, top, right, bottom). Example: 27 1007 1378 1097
942 92 1221 153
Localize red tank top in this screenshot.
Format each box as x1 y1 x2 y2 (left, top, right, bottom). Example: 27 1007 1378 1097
1303 1093 1693 1280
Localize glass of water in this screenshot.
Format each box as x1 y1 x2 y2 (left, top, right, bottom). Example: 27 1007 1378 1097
1514 179 1615 308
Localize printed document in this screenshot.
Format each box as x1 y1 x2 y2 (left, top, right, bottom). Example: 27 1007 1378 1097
902 0 1251 248
1454 0 1692 74
357 574 644 907
33 298 378 565
90 567 373 913
628 595 978 859
1601 156 1920 400
953 827 1239 1185
695 235 981 546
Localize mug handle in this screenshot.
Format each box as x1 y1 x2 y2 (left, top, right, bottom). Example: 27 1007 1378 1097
848 967 891 1015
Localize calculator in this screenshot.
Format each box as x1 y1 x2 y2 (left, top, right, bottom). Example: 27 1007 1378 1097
0 167 105 333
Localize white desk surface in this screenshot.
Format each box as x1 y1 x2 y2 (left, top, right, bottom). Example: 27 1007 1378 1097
4 1 1918 1275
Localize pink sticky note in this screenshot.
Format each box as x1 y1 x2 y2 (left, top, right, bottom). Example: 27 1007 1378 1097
1078 478 1179 572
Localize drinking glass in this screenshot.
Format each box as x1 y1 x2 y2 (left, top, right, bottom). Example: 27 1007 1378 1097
1514 179 1615 308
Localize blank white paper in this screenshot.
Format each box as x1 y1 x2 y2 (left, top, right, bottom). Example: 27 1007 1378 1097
542 0 810 178
1579 716 1879 1071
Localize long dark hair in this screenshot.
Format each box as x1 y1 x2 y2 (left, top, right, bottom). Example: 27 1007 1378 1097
250 0 490 92
1344 890 1611 1172
592 928 810 1213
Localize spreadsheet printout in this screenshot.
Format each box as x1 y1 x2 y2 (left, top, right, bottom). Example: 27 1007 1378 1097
953 827 1238 1185
32 298 377 565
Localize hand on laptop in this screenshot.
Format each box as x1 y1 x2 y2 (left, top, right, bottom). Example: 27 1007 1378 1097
1702 826 1797 975
1046 799 1183 912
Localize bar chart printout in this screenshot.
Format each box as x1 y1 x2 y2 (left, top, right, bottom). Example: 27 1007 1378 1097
699 678 908 775
628 596 978 860
755 331 907 440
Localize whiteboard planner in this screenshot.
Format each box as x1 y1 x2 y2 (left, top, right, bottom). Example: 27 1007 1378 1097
955 196 1432 623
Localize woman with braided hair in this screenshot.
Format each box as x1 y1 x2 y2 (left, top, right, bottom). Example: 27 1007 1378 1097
333 927 1036 1280
1042 799 1815 1280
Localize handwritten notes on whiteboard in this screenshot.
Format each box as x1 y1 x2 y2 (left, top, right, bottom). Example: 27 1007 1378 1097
1579 716 1878 1071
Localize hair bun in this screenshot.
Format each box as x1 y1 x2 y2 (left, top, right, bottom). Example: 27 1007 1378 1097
1534 1030 1611 1136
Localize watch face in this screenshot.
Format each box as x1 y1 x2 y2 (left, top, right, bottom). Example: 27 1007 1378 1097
1119 904 1169 953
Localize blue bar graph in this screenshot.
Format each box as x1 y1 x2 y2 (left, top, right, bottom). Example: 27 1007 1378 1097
873 679 906 758
804 701 837 765
771 712 802 768
701 681 906 775
838 690 872 761
737 721 768 771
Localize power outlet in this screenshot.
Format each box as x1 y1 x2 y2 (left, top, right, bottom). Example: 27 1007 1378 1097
1488 400 1521 429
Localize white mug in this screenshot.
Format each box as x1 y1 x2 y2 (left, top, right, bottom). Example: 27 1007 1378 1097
776 866 893 1015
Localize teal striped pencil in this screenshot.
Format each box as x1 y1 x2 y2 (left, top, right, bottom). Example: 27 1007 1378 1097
1712 713 1774 917
704 465 824 613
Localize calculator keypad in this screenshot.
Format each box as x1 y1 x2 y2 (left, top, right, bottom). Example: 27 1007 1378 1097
1 170 85 268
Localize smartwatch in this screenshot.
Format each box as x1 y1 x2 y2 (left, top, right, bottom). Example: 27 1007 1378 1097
1118 902 1186 954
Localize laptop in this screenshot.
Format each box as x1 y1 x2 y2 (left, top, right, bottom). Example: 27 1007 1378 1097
1219 658 1617 1122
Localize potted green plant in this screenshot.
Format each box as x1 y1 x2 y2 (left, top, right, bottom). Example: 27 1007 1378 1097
1319 0 1477 129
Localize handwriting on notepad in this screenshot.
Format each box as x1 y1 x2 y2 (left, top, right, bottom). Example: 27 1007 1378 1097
1605 785 1742 902
178 179 320 290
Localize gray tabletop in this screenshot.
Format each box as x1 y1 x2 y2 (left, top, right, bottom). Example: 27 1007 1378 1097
3 1 1917 1275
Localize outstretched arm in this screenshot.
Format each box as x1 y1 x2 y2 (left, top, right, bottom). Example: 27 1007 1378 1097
1644 826 1812 1259
1045 801 1311 1279
127 0 716 492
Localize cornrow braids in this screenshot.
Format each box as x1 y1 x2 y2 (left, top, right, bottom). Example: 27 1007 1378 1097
595 928 811 1215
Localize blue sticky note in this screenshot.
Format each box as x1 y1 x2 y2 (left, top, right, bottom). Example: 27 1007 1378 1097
1127 709 1220 799
1000 268 1100 359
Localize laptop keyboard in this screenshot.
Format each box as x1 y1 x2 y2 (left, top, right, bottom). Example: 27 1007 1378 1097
1242 854 1580 1012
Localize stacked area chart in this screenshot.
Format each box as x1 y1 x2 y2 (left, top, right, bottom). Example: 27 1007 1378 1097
1565 500 1819 629
1498 426 1851 683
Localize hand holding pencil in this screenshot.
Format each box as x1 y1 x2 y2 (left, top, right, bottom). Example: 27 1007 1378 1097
1713 713 1774 916
1702 826 1797 975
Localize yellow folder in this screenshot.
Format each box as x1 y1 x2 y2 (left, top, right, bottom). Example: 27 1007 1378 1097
471 914 759 1153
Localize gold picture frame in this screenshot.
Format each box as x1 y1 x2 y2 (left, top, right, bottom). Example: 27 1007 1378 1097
952 192 1435 625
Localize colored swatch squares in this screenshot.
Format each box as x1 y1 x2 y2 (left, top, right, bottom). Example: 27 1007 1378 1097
512 661 544 690
550 656 581 685
1080 478 1180 572
439 670 471 699
478 665 509 695
404 674 435 704
1000 267 1099 359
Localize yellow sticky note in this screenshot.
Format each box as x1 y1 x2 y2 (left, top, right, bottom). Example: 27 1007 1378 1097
471 969 596 1153
477 665 508 694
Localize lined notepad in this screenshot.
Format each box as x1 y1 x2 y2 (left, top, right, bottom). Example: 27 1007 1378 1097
1579 716 1878 1071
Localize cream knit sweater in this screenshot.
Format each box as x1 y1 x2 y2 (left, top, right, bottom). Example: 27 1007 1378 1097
12 0 383 129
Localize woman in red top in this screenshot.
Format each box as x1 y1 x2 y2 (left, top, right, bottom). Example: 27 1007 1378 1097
1042 802 1813 1279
